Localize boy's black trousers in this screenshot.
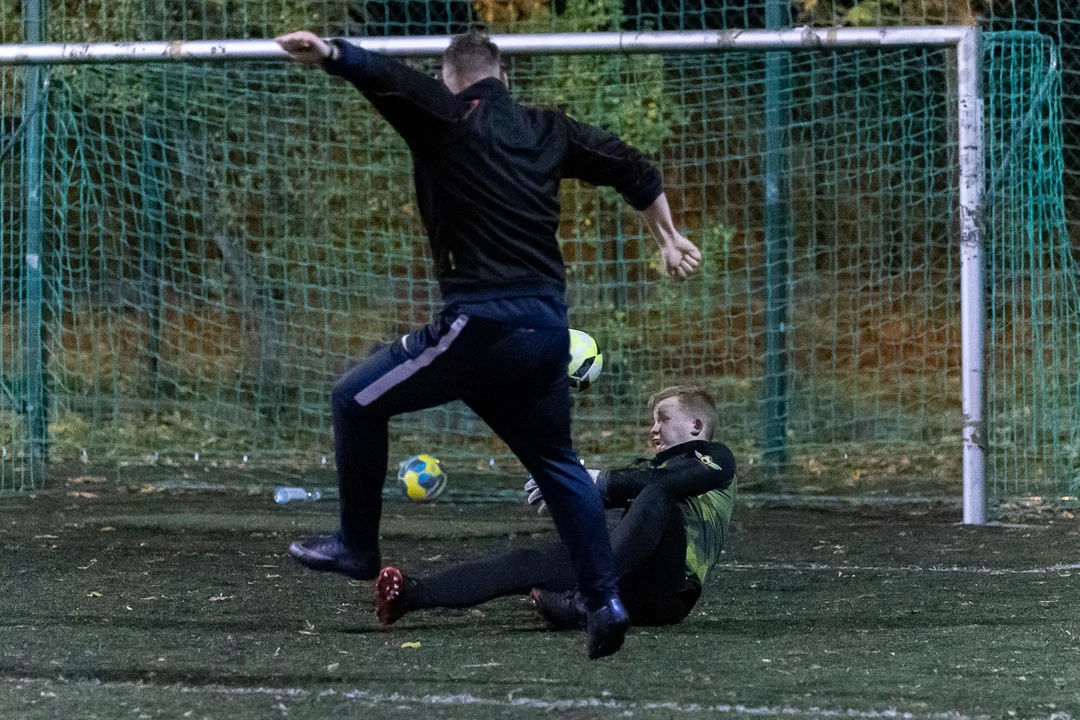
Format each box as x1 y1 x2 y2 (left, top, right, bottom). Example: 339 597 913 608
409 483 694 626
331 312 620 610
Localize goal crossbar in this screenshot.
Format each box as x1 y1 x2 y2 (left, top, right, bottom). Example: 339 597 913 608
0 27 976 63
0 27 987 524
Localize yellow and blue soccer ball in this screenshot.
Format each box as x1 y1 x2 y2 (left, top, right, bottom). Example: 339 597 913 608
397 454 447 502
568 328 603 392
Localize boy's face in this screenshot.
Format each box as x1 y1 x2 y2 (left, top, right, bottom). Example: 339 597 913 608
650 397 704 452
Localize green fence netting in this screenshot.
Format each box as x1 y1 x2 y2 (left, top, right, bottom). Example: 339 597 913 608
0 1 1077 503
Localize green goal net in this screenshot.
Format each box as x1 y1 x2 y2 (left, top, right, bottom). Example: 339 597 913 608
0 28 1077 503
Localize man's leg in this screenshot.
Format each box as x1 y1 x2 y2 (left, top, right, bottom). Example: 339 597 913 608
462 325 627 657
290 315 470 577
462 329 619 611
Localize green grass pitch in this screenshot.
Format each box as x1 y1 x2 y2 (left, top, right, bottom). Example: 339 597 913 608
1 481 1078 718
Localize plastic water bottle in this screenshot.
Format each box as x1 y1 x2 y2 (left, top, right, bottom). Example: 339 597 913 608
273 486 323 504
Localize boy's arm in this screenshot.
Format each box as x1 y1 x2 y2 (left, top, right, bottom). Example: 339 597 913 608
596 443 735 508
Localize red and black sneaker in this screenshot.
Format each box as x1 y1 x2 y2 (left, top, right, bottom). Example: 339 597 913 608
375 566 410 628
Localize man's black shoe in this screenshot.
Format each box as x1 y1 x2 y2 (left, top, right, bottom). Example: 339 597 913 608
586 596 630 659
530 588 587 630
288 531 379 580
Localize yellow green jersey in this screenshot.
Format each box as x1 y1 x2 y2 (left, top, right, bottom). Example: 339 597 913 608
598 440 737 589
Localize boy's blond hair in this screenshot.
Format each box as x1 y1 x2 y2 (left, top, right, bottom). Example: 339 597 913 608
647 385 718 441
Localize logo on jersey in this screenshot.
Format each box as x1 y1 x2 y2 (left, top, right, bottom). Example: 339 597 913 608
695 451 722 471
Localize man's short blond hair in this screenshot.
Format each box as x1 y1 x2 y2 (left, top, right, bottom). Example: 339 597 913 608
648 385 718 441
443 28 501 85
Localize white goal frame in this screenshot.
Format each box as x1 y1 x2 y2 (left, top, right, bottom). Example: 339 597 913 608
0 27 987 523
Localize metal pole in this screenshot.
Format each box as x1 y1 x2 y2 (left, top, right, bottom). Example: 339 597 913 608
957 27 986 525
139 121 164 396
21 0 47 486
0 27 973 65
762 0 792 481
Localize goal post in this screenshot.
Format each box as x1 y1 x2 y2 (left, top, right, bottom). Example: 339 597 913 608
0 27 991 522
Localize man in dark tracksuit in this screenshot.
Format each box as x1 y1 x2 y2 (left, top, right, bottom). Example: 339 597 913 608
375 385 736 628
276 29 703 658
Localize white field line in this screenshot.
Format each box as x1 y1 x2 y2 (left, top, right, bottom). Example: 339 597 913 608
718 561 1080 576
2 677 986 720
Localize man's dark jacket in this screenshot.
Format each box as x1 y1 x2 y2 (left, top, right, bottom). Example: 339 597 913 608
324 41 664 310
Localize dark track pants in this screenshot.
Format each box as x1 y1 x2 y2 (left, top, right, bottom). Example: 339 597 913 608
409 484 694 626
331 312 620 609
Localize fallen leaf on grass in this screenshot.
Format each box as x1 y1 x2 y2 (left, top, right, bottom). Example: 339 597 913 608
208 594 233 602
87 591 102 597
401 642 421 649
67 491 97 499
33 535 58 539
67 476 107 485
325 663 339 671
100 527 115 532
77 559 97 570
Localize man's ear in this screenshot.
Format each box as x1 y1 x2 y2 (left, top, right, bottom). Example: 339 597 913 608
691 418 704 437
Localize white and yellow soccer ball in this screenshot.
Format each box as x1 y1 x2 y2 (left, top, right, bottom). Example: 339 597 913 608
397 454 447 502
568 328 603 392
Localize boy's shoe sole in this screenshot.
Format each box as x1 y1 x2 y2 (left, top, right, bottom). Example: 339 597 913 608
376 566 408 627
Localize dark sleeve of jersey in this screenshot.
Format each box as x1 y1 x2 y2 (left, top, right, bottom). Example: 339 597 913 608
560 115 664 211
322 39 462 147
596 442 735 508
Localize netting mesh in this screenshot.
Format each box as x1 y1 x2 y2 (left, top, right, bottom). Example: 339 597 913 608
0 1 1078 502
986 32 1080 499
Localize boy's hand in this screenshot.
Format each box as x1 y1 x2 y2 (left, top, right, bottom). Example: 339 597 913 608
276 31 334 65
658 233 702 281
525 471 601 516
524 476 548 515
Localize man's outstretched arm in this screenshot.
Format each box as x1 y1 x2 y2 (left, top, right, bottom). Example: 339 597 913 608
640 193 702 281
276 31 460 147
560 117 701 281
